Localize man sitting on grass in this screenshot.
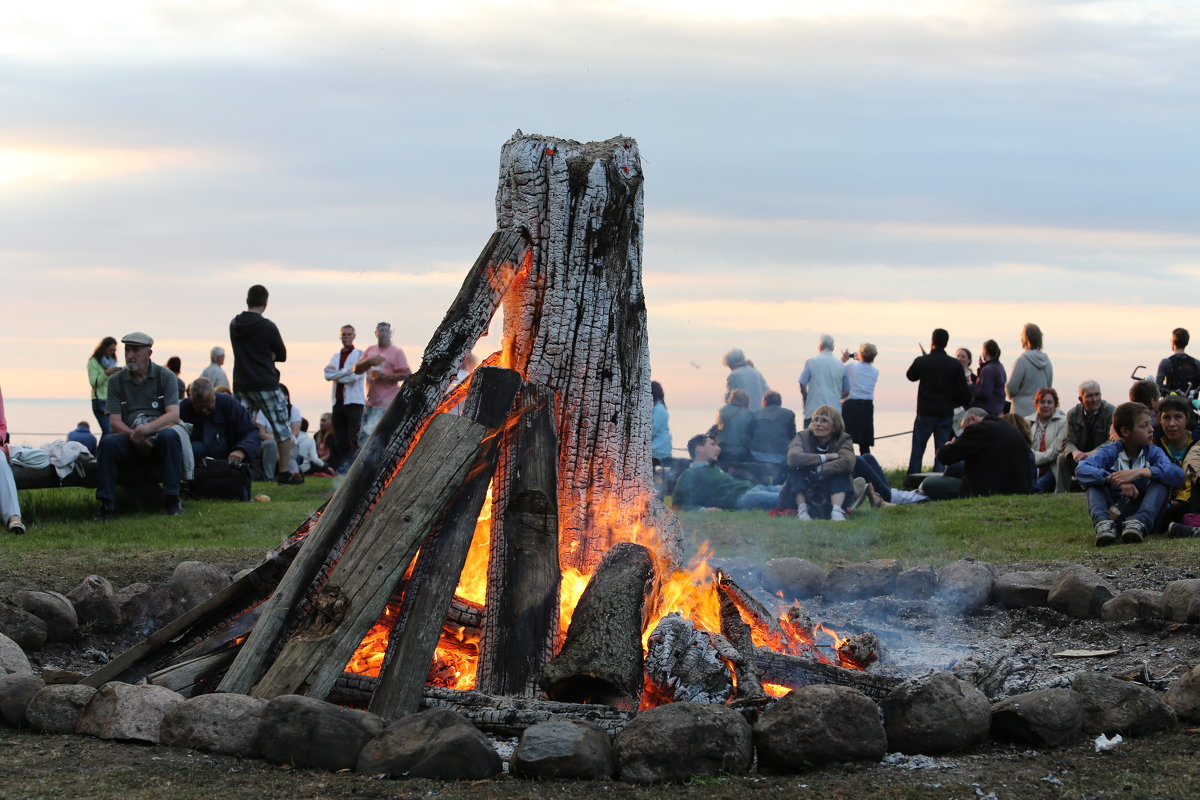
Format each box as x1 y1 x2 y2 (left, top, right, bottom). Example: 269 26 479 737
1077 401 1183 546
672 434 781 511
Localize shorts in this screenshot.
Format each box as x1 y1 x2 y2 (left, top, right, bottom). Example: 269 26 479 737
236 388 292 442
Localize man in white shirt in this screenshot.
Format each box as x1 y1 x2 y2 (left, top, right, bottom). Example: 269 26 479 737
323 325 365 472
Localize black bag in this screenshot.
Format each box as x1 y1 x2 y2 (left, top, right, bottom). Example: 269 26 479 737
190 458 252 501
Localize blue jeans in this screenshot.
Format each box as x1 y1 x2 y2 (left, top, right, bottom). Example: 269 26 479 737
92 399 112 436
854 454 892 502
909 415 953 474
1085 480 1169 530
1034 470 1056 494
95 427 184 503
736 485 782 510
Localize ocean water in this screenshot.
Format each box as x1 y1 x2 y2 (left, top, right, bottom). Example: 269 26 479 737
4 397 97 447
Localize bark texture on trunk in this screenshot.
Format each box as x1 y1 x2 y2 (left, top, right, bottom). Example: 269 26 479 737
495 132 681 573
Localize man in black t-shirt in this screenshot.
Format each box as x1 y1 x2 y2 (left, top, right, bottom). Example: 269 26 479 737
1157 328 1200 397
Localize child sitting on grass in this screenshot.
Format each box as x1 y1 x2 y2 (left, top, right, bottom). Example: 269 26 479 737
1076 401 1183 546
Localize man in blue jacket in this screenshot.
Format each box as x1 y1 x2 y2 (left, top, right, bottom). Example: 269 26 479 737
179 377 260 464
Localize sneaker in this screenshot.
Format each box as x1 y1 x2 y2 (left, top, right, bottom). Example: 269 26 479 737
830 506 847 522
1120 519 1147 544
276 472 305 486
97 503 117 522
849 477 868 511
1094 519 1117 547
5 515 24 535
1168 522 1200 538
797 507 811 521
164 497 184 516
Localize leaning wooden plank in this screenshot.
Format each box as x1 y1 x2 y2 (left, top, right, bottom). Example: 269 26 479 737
250 413 485 700
146 649 239 697
219 229 529 695
754 647 902 701
368 366 522 721
476 382 560 697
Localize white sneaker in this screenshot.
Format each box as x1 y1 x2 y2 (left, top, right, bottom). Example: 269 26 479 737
830 506 846 522
797 507 811 521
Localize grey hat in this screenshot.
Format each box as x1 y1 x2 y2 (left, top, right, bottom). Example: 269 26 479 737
121 331 154 347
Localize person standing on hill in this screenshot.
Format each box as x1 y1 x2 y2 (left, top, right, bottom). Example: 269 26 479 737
1007 322 1053 416
799 333 847 428
229 284 302 485
1157 328 1200 397
323 324 365 472
906 328 971 474
200 346 230 391
355 321 410 449
723 348 768 412
971 339 1008 416
88 336 121 437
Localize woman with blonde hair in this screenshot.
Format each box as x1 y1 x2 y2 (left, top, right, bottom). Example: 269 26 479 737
785 405 856 521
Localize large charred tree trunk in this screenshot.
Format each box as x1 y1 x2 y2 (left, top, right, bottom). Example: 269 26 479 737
495 132 681 573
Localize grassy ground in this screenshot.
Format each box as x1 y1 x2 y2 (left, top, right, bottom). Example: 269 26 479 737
4 480 1200 798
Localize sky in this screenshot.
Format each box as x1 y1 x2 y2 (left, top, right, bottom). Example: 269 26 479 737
2 0 1198 460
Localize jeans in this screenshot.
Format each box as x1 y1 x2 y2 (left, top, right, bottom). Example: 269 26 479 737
853 454 892 502
909 414 953 474
736 485 782 510
1086 480 1169 530
1034 470 1056 494
92 399 112 436
95 428 183 502
331 403 363 472
358 404 386 449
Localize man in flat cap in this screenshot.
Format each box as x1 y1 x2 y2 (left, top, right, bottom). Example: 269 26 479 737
355 321 411 449
96 332 186 519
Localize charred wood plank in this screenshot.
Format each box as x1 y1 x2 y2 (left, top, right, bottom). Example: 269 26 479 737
541 541 653 709
643 612 734 705
754 647 902 701
146 649 238 697
249 414 486 700
718 588 765 700
476 383 560 697
368 367 522 721
219 229 529 695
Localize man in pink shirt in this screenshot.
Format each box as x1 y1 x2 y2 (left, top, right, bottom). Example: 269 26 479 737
355 321 411 447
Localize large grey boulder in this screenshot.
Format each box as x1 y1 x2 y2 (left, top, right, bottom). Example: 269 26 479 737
168 562 231 613
357 707 501 780
881 671 990 755
76 682 184 743
1165 665 1200 722
258 694 384 771
761 558 826 600
0 603 47 651
1161 579 1200 623
0 632 31 677
754 685 886 771
67 575 121 628
936 559 995 612
990 688 1083 747
26 684 97 734
511 719 614 780
822 559 900 602
0 673 45 727
20 591 78 642
1101 590 1163 622
159 692 269 756
115 583 179 635
895 565 938 600
615 701 753 784
1072 673 1176 736
994 571 1058 609
1047 566 1115 619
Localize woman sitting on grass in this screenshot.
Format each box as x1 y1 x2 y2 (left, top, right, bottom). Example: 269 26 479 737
784 404 856 521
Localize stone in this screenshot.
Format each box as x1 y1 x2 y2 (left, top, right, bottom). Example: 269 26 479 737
0 603 48 651
754 685 886 771
26 684 97 734
991 688 1083 747
895 565 938 600
881 671 991 755
115 583 180 635
822 559 901 602
67 575 121 628
615 701 753 784
511 719 614 780
0 632 31 677
936 559 995 612
0 672 44 727
258 694 384 771
1165 665 1200 722
1047 565 1115 619
357 707 502 780
1101 590 1164 622
20 591 78 642
1160 579 1200 623
761 558 826 600
76 681 184 743
159 693 269 756
994 571 1058 609
168 562 231 612
1072 672 1176 736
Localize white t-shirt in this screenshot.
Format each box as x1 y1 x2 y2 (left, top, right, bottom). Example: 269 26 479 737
256 406 302 441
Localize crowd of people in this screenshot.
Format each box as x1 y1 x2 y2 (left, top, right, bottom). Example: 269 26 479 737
657 326 1200 547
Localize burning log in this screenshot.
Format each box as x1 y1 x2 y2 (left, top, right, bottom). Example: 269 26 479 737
368 366 522 720
754 647 902 702
644 612 735 705
837 632 881 670
249 413 488 700
541 542 654 708
477 383 561 697
717 589 765 701
219 228 530 695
